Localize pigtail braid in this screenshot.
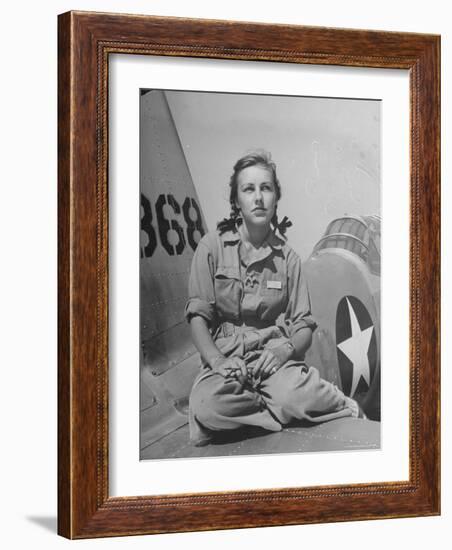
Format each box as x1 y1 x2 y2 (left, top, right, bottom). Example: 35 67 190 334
271 210 292 239
217 202 242 234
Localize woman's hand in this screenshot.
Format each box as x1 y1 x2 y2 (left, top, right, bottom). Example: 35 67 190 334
210 355 248 384
252 344 291 380
190 317 248 383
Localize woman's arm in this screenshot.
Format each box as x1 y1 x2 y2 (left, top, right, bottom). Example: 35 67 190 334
185 235 246 381
253 249 315 380
189 315 223 367
290 326 313 359
190 316 247 381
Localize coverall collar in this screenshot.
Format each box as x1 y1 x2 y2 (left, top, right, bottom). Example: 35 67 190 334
220 227 284 251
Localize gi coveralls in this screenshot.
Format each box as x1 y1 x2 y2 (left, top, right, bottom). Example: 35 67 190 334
185 229 354 445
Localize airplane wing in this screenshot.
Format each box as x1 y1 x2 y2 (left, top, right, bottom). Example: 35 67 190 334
141 418 380 459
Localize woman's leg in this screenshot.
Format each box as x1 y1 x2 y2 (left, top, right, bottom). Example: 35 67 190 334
189 371 282 445
258 362 356 424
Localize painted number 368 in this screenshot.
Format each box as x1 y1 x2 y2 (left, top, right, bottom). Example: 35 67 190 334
140 193 205 258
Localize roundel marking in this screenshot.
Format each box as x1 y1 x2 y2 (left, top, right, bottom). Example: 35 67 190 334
336 296 377 397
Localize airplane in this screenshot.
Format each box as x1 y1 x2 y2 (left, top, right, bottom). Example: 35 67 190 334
139 89 380 460
303 214 381 422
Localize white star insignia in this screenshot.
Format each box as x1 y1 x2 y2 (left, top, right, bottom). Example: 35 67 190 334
337 298 373 397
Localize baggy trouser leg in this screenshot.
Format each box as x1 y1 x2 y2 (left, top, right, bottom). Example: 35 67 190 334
259 364 355 425
188 372 282 445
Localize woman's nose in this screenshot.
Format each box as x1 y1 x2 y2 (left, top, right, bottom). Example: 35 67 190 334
254 189 263 202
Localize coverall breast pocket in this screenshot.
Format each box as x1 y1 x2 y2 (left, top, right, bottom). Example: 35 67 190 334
214 267 241 320
259 275 287 317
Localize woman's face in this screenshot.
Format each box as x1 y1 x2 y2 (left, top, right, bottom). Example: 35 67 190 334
235 165 277 229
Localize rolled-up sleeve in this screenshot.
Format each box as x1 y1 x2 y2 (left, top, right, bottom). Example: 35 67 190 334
184 239 217 326
285 249 317 336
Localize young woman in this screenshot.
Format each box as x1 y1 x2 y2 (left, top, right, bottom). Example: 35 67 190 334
185 151 360 446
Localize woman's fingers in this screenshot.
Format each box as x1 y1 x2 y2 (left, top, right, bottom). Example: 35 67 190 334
218 364 233 378
254 349 286 379
217 357 247 382
232 357 247 380
215 354 283 383
225 358 245 385
260 358 279 379
253 350 274 378
213 358 236 378
252 353 265 377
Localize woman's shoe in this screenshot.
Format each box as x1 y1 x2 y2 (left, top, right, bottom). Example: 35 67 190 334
344 396 367 419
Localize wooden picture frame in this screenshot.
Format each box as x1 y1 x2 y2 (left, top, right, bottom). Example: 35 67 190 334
58 11 440 538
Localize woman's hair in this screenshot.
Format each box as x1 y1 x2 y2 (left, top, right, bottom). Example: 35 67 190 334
217 151 292 238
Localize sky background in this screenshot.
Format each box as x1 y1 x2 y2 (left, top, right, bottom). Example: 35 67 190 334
166 90 380 260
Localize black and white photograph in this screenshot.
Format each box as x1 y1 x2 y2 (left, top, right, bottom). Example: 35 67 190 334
140 89 381 460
